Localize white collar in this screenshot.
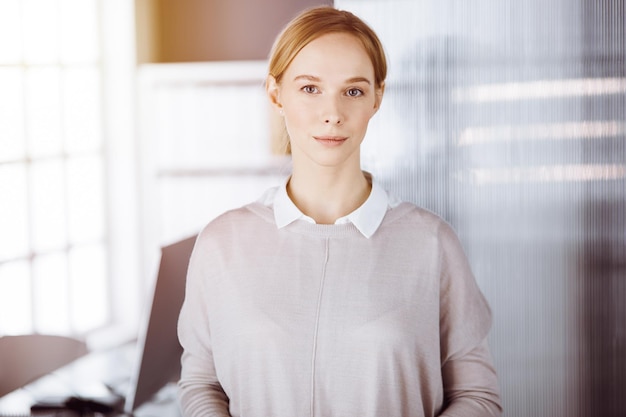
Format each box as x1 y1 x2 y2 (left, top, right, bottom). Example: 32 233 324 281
261 173 393 239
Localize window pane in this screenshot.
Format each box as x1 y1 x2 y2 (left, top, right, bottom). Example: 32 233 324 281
69 245 108 333
0 260 33 334
23 0 59 64
32 252 71 334
30 159 67 252
0 164 29 261
0 0 111 340
60 0 99 64
63 67 102 153
0 68 25 162
25 67 63 158
66 156 105 243
0 0 21 64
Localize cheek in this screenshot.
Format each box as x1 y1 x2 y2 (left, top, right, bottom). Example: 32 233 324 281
354 107 377 129
284 103 313 131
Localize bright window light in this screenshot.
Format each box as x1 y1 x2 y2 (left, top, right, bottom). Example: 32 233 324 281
60 0 99 64
0 261 32 334
66 156 105 243
30 160 68 252
69 245 108 333
459 121 626 146
33 252 71 334
466 164 626 185
23 0 60 64
63 68 102 153
0 165 29 262
0 69 24 162
25 67 63 158
0 0 21 64
0 0 110 338
453 78 626 103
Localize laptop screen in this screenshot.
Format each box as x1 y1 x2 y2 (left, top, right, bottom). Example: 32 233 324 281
124 235 197 413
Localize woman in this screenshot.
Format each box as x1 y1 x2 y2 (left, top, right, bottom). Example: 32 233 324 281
178 6 502 417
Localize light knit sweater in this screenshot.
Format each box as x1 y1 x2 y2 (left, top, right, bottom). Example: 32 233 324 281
177 200 502 417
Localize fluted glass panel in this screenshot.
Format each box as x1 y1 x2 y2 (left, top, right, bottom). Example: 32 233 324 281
338 1 626 416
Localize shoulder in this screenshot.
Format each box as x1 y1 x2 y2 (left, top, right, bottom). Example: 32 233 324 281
383 201 456 237
188 202 276 277
195 202 275 245
377 201 468 261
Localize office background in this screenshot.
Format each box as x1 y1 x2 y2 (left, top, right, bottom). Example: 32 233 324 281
0 0 624 416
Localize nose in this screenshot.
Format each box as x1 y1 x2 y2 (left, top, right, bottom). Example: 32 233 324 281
322 97 344 125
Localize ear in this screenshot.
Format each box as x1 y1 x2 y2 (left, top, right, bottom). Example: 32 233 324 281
373 81 385 112
266 75 283 114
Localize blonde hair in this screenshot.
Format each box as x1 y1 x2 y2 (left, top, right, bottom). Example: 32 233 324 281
268 6 387 154
268 6 387 88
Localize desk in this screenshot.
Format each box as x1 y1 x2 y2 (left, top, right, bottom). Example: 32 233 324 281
0 344 181 417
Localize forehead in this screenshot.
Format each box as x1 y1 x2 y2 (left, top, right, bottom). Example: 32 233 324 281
285 32 375 81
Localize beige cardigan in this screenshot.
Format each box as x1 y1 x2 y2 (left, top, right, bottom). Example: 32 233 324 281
178 201 502 417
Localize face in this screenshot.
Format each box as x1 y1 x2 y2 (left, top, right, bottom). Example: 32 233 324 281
267 32 384 170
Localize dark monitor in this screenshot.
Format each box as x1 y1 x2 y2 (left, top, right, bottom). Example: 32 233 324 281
124 235 197 414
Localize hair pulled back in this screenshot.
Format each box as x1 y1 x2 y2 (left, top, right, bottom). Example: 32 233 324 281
268 6 387 89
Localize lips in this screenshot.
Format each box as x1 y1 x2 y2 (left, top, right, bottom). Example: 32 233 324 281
314 136 348 146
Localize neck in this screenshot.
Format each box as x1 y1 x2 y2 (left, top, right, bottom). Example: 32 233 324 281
288 163 371 225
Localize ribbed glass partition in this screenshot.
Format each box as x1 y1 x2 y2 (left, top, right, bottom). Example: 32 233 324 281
338 1 626 416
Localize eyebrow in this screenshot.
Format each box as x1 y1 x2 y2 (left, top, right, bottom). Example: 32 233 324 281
293 74 372 85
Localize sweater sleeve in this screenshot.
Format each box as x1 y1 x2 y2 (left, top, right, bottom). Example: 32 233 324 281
177 233 231 417
437 222 503 417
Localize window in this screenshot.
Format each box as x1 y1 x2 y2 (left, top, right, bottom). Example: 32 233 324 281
0 0 111 337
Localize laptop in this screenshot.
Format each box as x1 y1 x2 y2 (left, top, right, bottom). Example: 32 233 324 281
123 234 197 414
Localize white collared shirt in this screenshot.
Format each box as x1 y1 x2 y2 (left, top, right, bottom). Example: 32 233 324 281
259 173 400 238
